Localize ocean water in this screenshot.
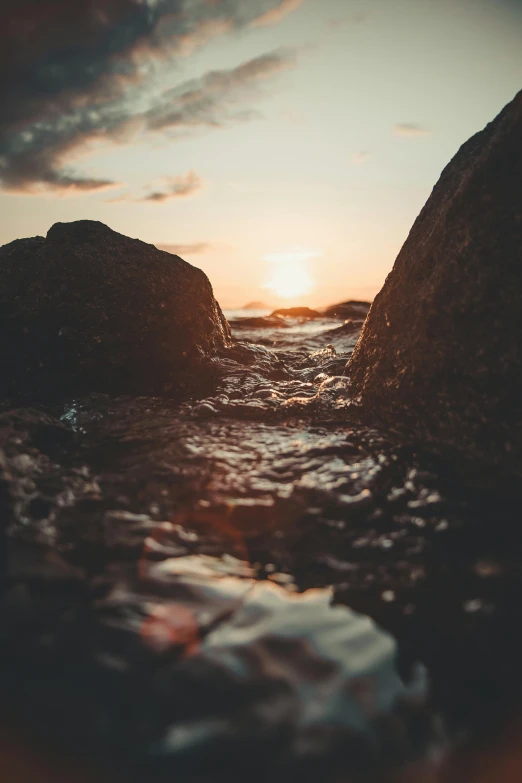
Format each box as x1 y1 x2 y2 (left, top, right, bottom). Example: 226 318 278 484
1 306 522 781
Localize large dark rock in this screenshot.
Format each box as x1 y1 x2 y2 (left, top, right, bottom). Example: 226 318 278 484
348 90 522 469
0 221 230 398
0 449 11 578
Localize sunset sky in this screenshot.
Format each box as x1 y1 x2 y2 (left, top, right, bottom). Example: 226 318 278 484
1 0 522 307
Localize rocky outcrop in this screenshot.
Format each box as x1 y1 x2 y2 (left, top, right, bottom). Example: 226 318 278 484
322 301 370 320
0 221 230 398
348 90 522 470
270 306 321 319
229 315 289 329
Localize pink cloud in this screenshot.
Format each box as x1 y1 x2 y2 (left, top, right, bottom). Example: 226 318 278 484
393 123 433 138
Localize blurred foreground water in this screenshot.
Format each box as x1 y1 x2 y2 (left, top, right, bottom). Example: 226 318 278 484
2 308 522 781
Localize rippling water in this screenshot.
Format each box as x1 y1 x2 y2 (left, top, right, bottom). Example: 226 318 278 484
2 308 522 780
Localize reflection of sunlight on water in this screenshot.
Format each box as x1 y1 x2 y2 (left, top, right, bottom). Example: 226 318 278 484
262 249 320 299
142 604 200 655
135 553 427 750
283 319 338 334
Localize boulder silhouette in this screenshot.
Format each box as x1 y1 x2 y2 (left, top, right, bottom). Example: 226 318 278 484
0 221 230 398
348 90 522 470
270 307 321 319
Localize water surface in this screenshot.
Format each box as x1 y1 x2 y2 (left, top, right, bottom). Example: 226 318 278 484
2 308 522 780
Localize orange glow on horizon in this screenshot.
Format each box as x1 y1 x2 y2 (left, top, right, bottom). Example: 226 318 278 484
262 249 319 299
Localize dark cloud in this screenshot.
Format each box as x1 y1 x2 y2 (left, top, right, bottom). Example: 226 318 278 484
393 123 432 138
0 0 302 193
157 242 211 255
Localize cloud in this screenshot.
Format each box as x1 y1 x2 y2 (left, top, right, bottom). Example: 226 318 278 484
141 171 204 202
157 242 211 255
252 0 304 27
393 123 433 138
142 49 297 133
0 0 303 194
350 151 371 165
110 170 205 203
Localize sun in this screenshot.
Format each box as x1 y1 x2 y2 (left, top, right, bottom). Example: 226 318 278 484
262 249 318 300
266 264 313 299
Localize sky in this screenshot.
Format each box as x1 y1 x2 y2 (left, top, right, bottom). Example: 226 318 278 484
1 0 522 308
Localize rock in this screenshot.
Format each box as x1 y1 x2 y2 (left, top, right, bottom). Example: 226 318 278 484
0 449 11 576
229 315 289 329
270 307 321 319
348 90 522 470
322 301 371 320
0 221 230 398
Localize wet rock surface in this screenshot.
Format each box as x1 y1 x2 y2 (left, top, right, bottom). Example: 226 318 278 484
0 221 230 399
348 90 522 472
1 307 522 780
